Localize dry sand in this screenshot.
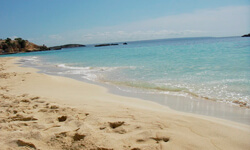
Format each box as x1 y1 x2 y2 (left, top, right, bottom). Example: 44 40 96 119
0 57 249 150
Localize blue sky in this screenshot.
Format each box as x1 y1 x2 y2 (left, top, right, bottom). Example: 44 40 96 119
1 0 249 46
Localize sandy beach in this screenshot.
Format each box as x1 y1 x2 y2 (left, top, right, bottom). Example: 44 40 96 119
0 57 249 150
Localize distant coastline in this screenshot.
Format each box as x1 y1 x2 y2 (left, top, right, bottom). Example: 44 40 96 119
1 35 247 55
49 44 86 50
0 37 129 55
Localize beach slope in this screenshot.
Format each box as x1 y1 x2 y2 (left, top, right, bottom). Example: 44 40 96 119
0 57 249 150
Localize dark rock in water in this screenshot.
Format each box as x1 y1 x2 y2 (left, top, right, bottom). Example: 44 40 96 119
111 43 119 46
50 44 85 50
94 43 119 47
123 42 127 45
242 33 250 37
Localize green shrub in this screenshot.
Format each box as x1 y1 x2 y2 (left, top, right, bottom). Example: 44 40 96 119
5 38 11 45
19 40 26 48
15 38 26 48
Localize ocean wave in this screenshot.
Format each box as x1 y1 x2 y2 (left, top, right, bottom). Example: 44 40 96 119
56 64 136 71
103 80 190 93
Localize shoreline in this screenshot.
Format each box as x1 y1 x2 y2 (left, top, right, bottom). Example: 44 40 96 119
20 56 250 125
0 57 249 150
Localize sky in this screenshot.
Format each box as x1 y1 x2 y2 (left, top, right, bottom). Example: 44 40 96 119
1 0 250 46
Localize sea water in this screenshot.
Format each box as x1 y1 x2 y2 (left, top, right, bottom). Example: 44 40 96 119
13 37 250 105
5 37 250 124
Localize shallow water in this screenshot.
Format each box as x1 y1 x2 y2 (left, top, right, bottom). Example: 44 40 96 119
11 37 250 105
4 36 250 124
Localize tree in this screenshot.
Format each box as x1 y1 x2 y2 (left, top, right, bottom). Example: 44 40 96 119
15 37 22 41
2 44 8 50
5 38 11 45
40 44 49 50
19 40 26 48
15 38 26 48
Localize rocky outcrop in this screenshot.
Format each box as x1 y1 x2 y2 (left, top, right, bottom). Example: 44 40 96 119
49 44 86 50
242 33 250 37
94 43 119 47
0 38 49 55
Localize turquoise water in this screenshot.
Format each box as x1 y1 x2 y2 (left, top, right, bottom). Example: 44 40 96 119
8 37 250 107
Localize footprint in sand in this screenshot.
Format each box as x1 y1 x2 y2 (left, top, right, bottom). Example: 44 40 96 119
10 114 37 121
109 121 125 129
136 135 170 144
58 116 67 122
131 148 141 150
16 140 36 149
30 96 40 100
150 137 170 143
73 133 85 141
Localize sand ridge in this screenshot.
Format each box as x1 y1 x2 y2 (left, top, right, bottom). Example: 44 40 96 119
0 57 249 150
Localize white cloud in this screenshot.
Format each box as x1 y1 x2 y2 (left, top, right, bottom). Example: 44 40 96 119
108 5 250 37
10 36 18 40
31 5 250 46
49 34 63 40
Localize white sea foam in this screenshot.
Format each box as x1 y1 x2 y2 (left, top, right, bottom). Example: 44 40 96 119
20 56 41 66
56 64 91 70
21 56 39 62
153 81 250 107
55 63 136 81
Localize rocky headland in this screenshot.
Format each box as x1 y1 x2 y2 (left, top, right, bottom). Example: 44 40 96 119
0 38 87 55
0 38 49 55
